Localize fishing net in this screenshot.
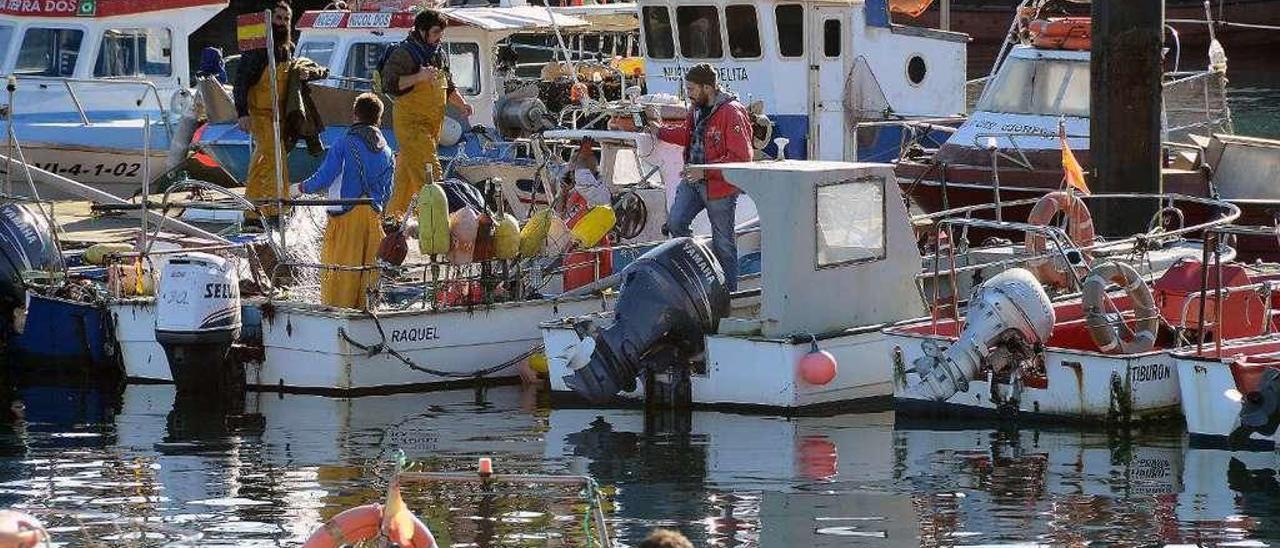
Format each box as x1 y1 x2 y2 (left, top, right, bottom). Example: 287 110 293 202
276 204 328 302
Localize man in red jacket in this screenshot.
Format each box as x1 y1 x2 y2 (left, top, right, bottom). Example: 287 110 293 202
648 63 753 291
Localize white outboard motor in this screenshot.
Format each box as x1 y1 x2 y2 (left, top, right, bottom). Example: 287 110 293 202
912 268 1055 401
155 252 242 396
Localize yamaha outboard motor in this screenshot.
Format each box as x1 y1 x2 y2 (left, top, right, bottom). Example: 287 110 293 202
154 253 242 399
563 238 730 405
0 203 62 334
1231 368 1280 446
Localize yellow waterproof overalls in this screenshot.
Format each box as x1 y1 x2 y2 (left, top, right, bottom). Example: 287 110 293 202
385 67 448 219
245 62 291 220
320 205 383 309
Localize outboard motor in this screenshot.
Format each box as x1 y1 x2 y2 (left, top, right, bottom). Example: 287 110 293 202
1232 368 1280 445
494 96 551 139
563 238 730 405
912 268 1055 401
0 203 62 334
154 252 242 398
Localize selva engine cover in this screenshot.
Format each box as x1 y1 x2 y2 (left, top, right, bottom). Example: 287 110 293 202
156 252 241 335
0 202 62 309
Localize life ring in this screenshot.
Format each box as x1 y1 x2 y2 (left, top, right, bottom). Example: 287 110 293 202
1024 191 1095 287
1029 17 1091 50
1082 261 1160 354
302 504 436 548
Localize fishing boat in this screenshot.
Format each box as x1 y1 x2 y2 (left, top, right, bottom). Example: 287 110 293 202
545 160 928 412
634 0 970 163
194 0 641 185
887 195 1241 422
0 0 225 198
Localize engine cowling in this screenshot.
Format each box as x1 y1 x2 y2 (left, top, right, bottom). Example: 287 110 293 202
562 238 730 403
912 268 1055 401
155 252 242 396
0 203 62 332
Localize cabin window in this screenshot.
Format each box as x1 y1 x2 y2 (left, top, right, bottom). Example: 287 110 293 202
0 26 14 69
297 40 336 68
725 5 761 59
641 6 674 59
343 42 389 89
94 28 172 78
775 5 804 58
815 177 886 268
676 5 723 59
976 56 1090 117
15 28 83 77
822 20 841 57
447 42 481 96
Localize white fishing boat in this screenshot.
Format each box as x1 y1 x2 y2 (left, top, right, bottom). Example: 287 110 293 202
0 0 224 197
544 160 927 412
887 197 1241 422
635 0 969 162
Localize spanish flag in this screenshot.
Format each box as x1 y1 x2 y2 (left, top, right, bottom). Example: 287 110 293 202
1060 123 1090 195
237 12 268 52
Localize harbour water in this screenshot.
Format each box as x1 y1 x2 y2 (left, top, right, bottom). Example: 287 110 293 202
4 63 1280 548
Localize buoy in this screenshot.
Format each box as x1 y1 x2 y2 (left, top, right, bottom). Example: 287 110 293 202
473 213 496 262
478 457 493 477
545 213 573 257
303 477 435 548
84 242 134 265
519 209 552 259
447 207 479 264
494 213 521 260
570 81 589 103
417 183 450 256
570 205 616 248
528 352 549 375
798 338 837 385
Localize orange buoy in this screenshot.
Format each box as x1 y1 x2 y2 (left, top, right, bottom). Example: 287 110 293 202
798 338 837 386
1029 17 1091 50
304 478 435 548
1024 191 1095 287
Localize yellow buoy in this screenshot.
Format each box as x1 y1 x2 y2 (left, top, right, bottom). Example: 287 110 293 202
570 206 616 248
417 183 450 256
494 213 521 260
519 208 552 259
84 242 134 265
528 352 548 375
612 56 645 77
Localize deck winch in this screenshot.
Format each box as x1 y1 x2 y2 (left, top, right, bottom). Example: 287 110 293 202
912 268 1055 401
154 252 242 397
562 238 730 404
0 203 63 335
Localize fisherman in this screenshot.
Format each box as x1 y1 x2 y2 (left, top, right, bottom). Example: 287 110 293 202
235 0 296 226
288 93 394 309
647 63 753 291
381 9 474 219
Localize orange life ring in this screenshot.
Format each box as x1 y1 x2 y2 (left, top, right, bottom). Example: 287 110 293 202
1029 17 1091 50
303 504 436 548
1024 191 1095 287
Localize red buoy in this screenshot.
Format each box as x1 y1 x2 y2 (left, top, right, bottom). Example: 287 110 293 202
798 337 837 386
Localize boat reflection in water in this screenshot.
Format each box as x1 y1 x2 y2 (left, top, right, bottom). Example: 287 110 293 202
0 382 1275 544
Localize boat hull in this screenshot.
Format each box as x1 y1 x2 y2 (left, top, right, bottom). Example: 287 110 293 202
253 296 611 395
888 330 1182 422
110 299 263 383
8 292 113 367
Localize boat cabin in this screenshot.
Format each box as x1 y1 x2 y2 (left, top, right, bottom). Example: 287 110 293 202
0 0 223 116
635 0 968 162
295 1 638 132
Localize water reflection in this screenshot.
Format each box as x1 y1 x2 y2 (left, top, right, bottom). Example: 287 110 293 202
0 381 1269 545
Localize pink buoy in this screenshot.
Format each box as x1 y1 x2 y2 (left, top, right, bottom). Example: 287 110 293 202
798 337 837 386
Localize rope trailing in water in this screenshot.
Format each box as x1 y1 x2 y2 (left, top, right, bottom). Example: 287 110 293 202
336 309 543 379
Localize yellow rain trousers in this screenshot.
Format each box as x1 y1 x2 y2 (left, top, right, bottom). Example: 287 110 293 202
320 205 384 309
245 63 291 220
385 70 448 219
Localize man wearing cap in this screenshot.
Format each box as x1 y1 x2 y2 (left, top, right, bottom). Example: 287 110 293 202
647 63 753 291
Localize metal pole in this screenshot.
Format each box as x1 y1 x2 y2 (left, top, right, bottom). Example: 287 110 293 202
265 10 286 250
988 139 1001 222
940 0 951 31
5 76 12 195
141 113 150 252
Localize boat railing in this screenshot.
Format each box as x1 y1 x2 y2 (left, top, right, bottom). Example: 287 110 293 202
969 130 1090 172
1193 224 1280 355
13 76 174 138
1162 68 1233 138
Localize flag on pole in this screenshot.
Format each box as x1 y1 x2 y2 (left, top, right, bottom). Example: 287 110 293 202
1060 122 1090 195
237 12 268 51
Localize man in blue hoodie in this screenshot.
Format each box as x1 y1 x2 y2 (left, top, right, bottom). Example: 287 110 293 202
290 93 394 309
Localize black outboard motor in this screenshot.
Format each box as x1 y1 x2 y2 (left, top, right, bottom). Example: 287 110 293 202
0 203 62 333
563 238 730 405
1231 368 1280 446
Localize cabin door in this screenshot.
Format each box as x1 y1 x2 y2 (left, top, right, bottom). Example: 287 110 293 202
809 7 850 161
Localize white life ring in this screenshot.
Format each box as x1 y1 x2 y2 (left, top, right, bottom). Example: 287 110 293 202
1082 261 1160 354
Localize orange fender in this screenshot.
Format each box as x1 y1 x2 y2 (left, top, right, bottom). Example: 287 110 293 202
303 504 435 548
1024 191 1095 287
